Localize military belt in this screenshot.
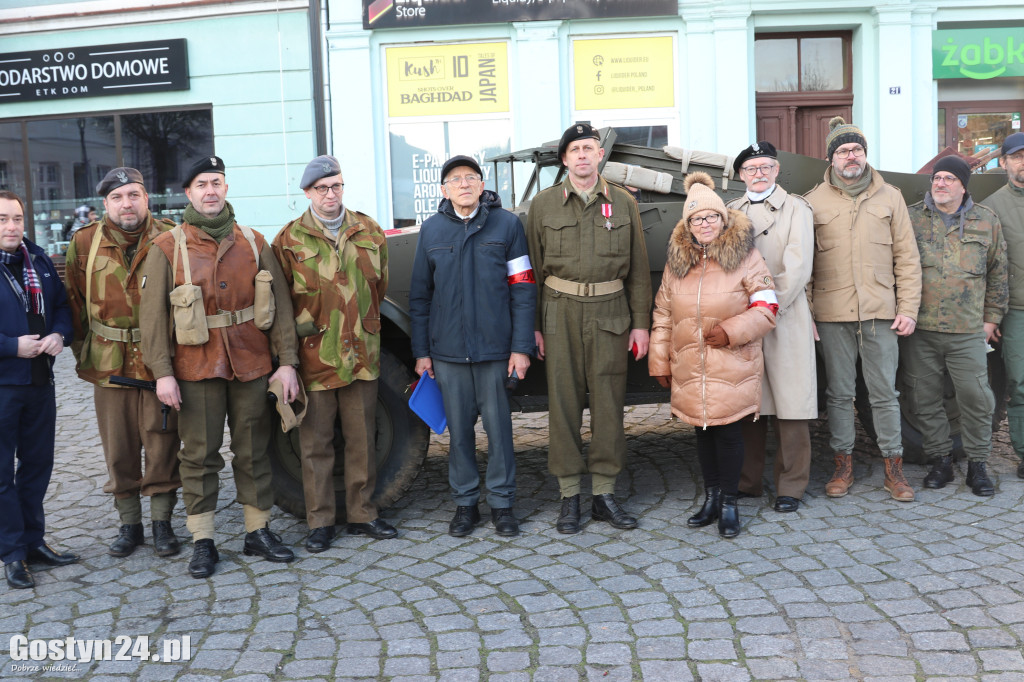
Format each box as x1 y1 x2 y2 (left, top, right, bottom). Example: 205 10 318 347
89 319 142 343
544 275 623 297
206 305 256 329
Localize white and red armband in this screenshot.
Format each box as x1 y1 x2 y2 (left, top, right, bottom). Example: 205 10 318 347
506 255 536 285
748 289 779 315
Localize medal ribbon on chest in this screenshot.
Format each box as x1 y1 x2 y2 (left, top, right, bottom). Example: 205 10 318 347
601 203 613 230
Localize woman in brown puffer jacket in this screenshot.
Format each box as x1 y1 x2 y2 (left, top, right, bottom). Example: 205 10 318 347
649 172 778 538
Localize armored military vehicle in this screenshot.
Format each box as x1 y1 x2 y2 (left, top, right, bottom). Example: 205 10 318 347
268 128 1010 517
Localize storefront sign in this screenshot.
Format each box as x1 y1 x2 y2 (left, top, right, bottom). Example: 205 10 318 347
385 42 509 117
0 39 189 103
933 28 1024 80
573 37 674 110
365 0 677 29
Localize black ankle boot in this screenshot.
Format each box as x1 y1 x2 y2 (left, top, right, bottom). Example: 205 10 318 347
966 461 995 497
923 455 954 489
687 487 721 528
718 493 740 539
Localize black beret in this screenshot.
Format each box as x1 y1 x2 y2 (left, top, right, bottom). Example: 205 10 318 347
557 123 601 162
733 141 778 174
301 155 342 190
932 155 971 188
182 155 225 188
440 155 482 184
96 167 145 197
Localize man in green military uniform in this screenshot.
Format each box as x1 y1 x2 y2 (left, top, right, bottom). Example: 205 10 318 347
65 168 182 558
906 156 1008 496
526 123 652 533
272 155 396 553
984 132 1024 480
140 156 301 578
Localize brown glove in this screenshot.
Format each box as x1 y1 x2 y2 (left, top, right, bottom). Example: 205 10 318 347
705 325 729 348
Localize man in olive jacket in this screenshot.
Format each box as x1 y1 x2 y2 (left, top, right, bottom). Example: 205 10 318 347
985 132 1024 480
804 118 922 502
906 156 1007 496
65 168 182 559
272 155 397 553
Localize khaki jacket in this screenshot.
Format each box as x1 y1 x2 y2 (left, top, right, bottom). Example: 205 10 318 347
983 182 1024 309
272 208 387 390
649 210 777 427
140 222 299 382
65 214 175 385
804 166 922 322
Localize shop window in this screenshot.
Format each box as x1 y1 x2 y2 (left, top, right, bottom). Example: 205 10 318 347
2 107 212 254
938 101 1023 170
755 36 847 93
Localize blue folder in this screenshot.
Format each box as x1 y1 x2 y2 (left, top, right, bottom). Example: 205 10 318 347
409 372 447 434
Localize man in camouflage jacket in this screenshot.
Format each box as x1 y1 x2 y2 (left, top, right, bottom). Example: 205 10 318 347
905 156 1008 497
65 168 182 559
272 156 396 553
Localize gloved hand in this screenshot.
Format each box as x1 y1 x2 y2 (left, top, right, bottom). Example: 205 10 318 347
705 325 730 348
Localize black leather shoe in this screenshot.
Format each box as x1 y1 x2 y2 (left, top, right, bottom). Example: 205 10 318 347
923 455 954 489
448 505 480 537
491 508 519 537
1017 460 1024 480
109 523 144 558
305 526 336 553
243 527 295 563
188 539 219 579
556 495 581 534
27 543 79 566
152 521 181 557
687 487 721 528
718 493 741 539
348 518 398 539
592 494 638 530
773 496 800 513
966 461 995 497
5 561 34 589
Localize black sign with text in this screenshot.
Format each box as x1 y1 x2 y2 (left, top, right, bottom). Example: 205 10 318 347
0 39 189 103
363 0 677 29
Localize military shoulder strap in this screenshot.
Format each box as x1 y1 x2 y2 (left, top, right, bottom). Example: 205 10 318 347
84 225 104 327
170 225 193 285
238 224 261 267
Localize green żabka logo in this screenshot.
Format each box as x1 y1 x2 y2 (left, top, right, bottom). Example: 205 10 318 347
933 28 1024 80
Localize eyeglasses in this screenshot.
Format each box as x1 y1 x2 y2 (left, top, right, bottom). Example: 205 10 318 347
689 213 721 227
741 164 776 175
312 183 344 196
444 175 481 187
932 174 961 186
834 146 866 159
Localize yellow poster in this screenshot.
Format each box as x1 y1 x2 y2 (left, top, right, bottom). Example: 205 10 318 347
386 42 509 117
573 36 675 110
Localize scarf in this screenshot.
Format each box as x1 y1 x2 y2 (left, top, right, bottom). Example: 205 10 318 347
746 184 776 203
0 243 44 315
183 202 235 242
831 166 873 197
313 205 346 238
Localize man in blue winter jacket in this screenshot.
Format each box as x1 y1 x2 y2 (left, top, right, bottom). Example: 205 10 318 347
0 191 78 590
410 155 537 538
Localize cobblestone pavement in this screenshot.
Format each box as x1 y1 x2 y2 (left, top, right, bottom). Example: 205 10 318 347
3 352 1024 681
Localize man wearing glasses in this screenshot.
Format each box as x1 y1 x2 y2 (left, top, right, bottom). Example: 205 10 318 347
410 154 536 537
727 142 816 513
272 155 397 552
984 133 1024 480
904 156 1007 496
804 118 922 502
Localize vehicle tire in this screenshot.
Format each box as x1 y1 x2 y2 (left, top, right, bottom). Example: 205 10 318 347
268 348 430 519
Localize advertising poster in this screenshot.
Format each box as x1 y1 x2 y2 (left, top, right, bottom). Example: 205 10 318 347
573 36 675 111
385 42 509 118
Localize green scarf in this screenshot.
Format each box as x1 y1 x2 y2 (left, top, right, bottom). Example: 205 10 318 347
184 202 235 242
831 166 873 197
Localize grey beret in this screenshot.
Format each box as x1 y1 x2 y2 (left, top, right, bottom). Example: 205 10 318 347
96 167 144 197
301 155 342 190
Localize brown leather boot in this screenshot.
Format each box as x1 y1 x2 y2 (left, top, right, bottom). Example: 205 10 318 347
825 453 854 497
883 456 915 502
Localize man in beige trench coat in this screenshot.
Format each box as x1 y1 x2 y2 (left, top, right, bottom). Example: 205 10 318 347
727 142 817 512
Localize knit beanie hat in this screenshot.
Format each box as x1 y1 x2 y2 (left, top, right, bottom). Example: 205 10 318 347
825 116 868 160
932 155 971 188
682 172 727 225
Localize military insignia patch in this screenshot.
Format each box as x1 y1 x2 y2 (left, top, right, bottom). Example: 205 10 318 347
116 170 128 184
210 157 218 166
752 143 761 153
763 276 772 286
322 163 332 173
688 200 696 209
576 125 584 133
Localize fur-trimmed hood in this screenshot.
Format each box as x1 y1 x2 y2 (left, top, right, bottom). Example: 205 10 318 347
666 207 755 279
